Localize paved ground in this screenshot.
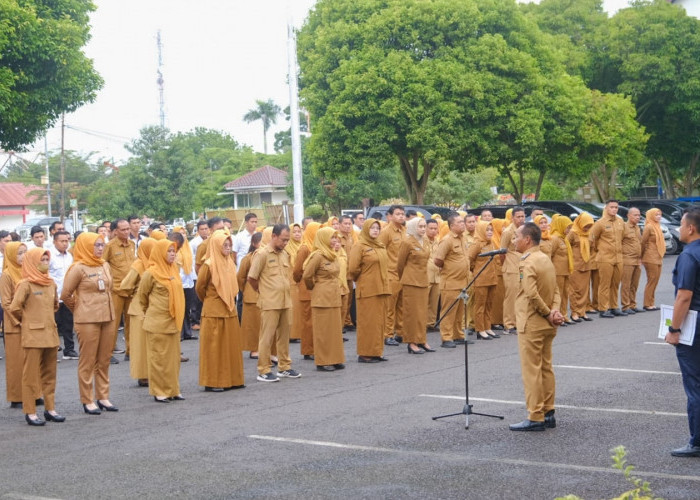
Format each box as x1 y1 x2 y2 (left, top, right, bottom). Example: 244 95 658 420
0 254 697 499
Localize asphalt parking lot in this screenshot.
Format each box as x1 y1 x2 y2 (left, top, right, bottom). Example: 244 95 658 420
0 254 697 499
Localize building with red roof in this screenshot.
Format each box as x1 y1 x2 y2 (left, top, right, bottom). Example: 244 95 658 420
223 165 290 209
0 183 46 231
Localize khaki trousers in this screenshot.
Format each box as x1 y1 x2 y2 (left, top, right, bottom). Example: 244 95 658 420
258 308 292 375
473 285 495 332
491 275 505 326
427 282 440 328
4 333 23 402
298 299 314 356
384 279 403 338
111 294 132 354
75 321 115 404
621 264 641 311
588 269 599 311
569 270 590 318
343 281 354 327
643 262 662 308
22 347 58 415
555 275 570 321
503 272 519 329
518 327 557 422
439 289 465 342
597 262 621 311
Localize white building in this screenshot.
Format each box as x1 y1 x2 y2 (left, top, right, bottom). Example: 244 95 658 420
222 165 291 209
0 183 45 231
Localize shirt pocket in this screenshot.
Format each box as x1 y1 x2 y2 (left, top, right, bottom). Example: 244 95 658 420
29 322 45 330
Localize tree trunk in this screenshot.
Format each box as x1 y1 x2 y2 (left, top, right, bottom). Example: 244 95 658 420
504 162 522 202
398 153 433 204
683 152 699 197
654 159 676 199
534 168 546 200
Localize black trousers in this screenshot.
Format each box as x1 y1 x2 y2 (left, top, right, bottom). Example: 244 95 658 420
55 303 75 352
191 280 202 325
182 287 197 339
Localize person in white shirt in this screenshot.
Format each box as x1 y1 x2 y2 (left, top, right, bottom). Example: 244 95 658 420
352 212 365 234
49 230 78 359
232 213 258 267
127 215 144 255
44 220 65 253
189 220 210 330
25 226 46 250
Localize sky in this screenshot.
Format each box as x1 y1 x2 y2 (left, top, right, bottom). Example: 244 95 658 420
31 0 633 164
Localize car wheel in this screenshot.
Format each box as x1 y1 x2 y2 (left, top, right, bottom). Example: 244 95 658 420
669 236 680 255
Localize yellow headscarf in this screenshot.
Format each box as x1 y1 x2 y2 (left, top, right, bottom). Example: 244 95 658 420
2 242 26 285
474 220 492 246
150 229 166 241
131 238 156 276
358 218 388 282
490 219 505 249
551 215 574 273
572 213 594 263
285 223 303 267
20 248 53 286
260 226 273 248
438 220 450 240
505 209 513 226
174 226 193 275
325 216 339 229
70 233 105 270
645 208 666 257
431 214 443 221
147 240 185 327
304 227 338 268
206 232 238 312
534 215 551 241
302 222 321 252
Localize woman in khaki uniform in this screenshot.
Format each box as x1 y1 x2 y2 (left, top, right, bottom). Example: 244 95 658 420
566 213 594 322
467 221 499 340
348 219 390 363
294 222 320 360
237 232 263 358
1 242 28 408
641 208 665 310
302 227 346 372
139 240 185 403
534 215 553 257
196 232 244 392
61 232 118 414
120 238 156 387
549 215 574 324
9 248 64 425
490 219 506 329
286 223 303 343
397 217 432 354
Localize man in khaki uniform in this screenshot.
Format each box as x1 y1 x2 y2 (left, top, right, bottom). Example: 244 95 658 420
500 207 526 334
426 219 441 330
378 205 406 346
510 222 563 432
464 214 477 332
247 224 301 382
590 200 626 318
621 207 643 314
338 215 355 329
102 218 136 361
434 213 470 348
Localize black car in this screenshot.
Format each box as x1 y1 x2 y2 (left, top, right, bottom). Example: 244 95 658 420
523 200 603 220
466 205 550 220
365 205 453 221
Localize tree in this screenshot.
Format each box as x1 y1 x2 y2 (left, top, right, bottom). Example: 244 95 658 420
0 0 103 150
243 99 282 154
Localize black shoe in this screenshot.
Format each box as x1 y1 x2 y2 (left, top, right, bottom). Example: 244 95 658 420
43 411 66 423
509 419 545 431
289 338 300 343
83 404 101 415
25 414 46 426
559 322 568 327
110 356 120 364
374 356 389 362
334 363 346 370
358 356 380 363
587 310 599 315
204 387 224 392
600 311 614 318
343 337 349 342
544 410 556 429
303 355 315 360
138 379 149 387
393 335 403 343
97 401 119 412
624 309 636 315
582 316 593 322
169 395 186 401
35 398 44 406
487 331 501 339
154 396 170 403
453 338 466 345
644 306 660 311
124 354 130 361
492 324 504 331
10 402 22 409
475 331 491 340
564 321 575 326
407 344 425 354
670 444 700 457
571 317 583 323
62 350 79 360
224 385 245 390
611 309 627 316
505 328 518 335
634 308 645 313
441 341 457 348
183 335 199 340
384 337 400 346
418 344 435 352
317 365 336 372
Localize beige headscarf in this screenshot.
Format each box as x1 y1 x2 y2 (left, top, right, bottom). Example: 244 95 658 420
405 217 425 245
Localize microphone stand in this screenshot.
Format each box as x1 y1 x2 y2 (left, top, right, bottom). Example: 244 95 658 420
432 253 505 429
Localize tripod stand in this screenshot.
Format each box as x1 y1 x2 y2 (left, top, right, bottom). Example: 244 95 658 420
432 254 504 429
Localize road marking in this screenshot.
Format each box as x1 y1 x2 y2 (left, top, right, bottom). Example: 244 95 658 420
418 395 686 417
644 342 670 346
248 435 700 482
2 494 62 500
554 364 680 375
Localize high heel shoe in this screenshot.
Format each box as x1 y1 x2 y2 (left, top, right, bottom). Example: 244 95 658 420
83 404 101 415
97 401 119 412
418 344 435 352
25 414 45 426
407 344 425 354
154 396 170 403
43 410 66 422
170 395 185 401
476 331 492 340
486 330 501 339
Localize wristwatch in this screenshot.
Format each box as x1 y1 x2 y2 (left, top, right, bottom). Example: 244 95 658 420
668 326 682 334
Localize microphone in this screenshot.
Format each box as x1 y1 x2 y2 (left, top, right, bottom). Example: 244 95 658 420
477 248 508 257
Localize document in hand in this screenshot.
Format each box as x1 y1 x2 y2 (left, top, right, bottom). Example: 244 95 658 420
657 304 697 346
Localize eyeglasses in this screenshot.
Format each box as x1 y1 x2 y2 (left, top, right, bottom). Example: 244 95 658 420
94 243 106 248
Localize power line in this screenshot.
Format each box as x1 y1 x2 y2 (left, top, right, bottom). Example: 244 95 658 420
64 125 132 142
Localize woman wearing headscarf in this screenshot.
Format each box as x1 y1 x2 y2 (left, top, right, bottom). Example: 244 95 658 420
9 248 64 425
293 222 320 360
139 239 185 402
489 219 506 330
120 238 156 387
466 221 499 340
286 223 303 343
641 208 665 311
61 233 117 414
566 213 595 322
302 227 346 371
1 242 28 408
237 232 263 359
550 215 574 325
348 219 391 363
534 215 552 257
397 217 433 353
196 231 244 392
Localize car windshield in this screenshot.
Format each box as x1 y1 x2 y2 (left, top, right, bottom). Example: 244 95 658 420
573 202 603 217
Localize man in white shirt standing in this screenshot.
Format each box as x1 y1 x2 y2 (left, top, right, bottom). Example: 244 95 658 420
127 215 144 254
189 220 210 330
26 225 46 249
50 230 78 359
352 212 365 234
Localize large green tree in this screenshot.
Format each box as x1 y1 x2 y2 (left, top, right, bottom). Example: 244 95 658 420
0 0 103 150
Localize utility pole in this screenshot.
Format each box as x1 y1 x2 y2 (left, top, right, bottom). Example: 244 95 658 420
44 134 51 217
60 113 66 222
156 30 166 128
287 21 304 224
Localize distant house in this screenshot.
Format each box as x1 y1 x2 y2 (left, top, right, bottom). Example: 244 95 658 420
222 165 291 209
0 183 45 231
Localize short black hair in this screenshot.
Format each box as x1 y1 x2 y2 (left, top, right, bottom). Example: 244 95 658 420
521 222 541 244
149 222 161 231
244 213 258 222
222 218 232 225
272 224 290 236
30 225 44 236
426 219 438 227
168 231 184 249
370 212 383 220
302 216 314 224
127 215 140 223
207 216 223 229
683 207 700 233
340 215 352 223
387 205 404 215
73 230 83 240
447 212 461 228
53 230 70 240
512 206 525 216
405 209 417 218
114 218 128 229
351 213 363 222
196 220 208 229
248 232 263 253
49 221 63 232
0 230 10 239
606 199 619 205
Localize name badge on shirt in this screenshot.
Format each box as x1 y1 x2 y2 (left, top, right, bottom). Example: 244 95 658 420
33 291 43 295
98 279 105 291
115 252 122 256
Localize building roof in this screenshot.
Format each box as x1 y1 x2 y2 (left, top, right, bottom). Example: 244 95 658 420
224 165 287 191
0 182 43 207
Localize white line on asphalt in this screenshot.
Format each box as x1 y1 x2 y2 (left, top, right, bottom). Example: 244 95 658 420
554 364 680 375
644 342 670 345
418 395 686 417
247 435 700 482
2 494 62 500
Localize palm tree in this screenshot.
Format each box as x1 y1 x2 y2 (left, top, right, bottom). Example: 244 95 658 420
243 99 282 154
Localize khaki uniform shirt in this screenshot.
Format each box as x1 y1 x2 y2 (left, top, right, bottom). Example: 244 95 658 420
195 238 211 272
378 223 406 280
435 232 469 291
139 272 180 333
61 263 115 324
500 224 521 273
120 268 145 316
9 281 59 348
293 245 312 301
396 236 429 288
590 214 624 265
0 273 20 334
427 237 441 284
302 253 342 308
467 241 497 287
549 236 570 276
102 238 136 297
248 246 291 310
236 253 259 305
196 263 238 318
641 226 663 265
622 221 642 266
516 246 561 334
348 243 390 298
